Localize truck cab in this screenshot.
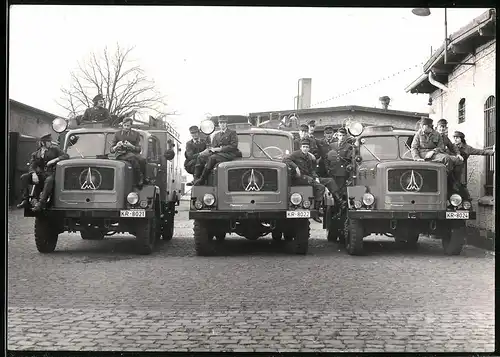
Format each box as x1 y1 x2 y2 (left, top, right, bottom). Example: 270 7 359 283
189 117 315 255
324 123 475 256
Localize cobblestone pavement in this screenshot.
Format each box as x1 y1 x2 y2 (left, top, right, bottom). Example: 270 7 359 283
7 203 495 352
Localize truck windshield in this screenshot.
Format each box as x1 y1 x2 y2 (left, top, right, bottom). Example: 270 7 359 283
360 136 399 161
238 134 292 159
398 135 415 160
65 133 115 158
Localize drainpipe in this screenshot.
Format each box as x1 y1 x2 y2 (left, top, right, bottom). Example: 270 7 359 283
428 71 449 92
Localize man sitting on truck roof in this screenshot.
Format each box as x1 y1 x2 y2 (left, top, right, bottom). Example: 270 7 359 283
189 115 242 186
78 94 111 124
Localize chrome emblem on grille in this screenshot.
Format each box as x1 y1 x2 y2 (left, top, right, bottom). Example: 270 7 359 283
79 167 102 190
400 170 423 192
242 169 265 192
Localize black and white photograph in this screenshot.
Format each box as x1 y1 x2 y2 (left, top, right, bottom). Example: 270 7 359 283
7 4 496 353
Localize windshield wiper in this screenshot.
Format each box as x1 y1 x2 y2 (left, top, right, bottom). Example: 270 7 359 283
360 143 381 162
73 146 85 158
253 141 276 161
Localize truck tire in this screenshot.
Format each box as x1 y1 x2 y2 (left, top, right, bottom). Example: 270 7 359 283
345 218 364 255
441 227 464 256
194 219 217 256
34 217 58 253
136 209 160 255
292 219 310 255
80 230 105 240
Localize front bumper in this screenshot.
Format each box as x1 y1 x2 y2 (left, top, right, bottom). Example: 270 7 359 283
189 209 317 220
347 210 476 220
29 208 155 219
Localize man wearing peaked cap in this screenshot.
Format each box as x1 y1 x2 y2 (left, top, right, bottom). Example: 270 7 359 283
315 125 338 177
189 115 242 186
435 118 459 157
184 125 208 176
411 117 454 175
17 132 69 211
80 93 111 124
451 130 495 200
283 136 341 223
326 126 353 194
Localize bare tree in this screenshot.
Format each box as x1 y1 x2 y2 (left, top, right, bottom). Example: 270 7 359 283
57 44 167 119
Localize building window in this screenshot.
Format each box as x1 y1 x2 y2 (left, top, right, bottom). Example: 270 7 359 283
484 95 495 196
458 98 466 123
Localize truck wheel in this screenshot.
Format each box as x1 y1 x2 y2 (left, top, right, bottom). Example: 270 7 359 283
80 230 105 240
441 227 464 255
34 217 59 253
194 219 217 256
344 218 364 255
136 214 159 255
292 219 310 255
272 231 283 241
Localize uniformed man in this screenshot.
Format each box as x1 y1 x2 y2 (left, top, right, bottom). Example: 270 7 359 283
410 118 453 173
184 125 208 176
316 126 336 177
283 138 341 223
323 126 337 147
325 127 353 190
79 94 111 124
436 119 460 157
306 120 321 158
452 130 495 199
110 117 145 188
293 124 309 150
190 116 242 186
17 133 69 211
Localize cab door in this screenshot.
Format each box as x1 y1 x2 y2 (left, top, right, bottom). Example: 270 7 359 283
147 136 166 200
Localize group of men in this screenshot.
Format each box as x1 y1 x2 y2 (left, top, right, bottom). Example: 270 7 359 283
17 94 178 211
183 117 354 223
411 117 495 199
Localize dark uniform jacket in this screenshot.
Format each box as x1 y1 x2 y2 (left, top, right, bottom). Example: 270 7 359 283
211 128 241 159
111 129 142 155
441 134 459 155
283 150 319 179
411 129 446 160
80 106 111 123
29 146 69 174
185 138 208 162
456 143 494 162
293 136 319 157
326 140 353 177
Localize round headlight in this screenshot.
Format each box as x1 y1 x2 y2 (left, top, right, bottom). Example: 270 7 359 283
354 200 362 209
52 117 68 133
194 200 203 210
290 193 303 205
450 194 462 207
362 193 375 206
200 119 215 135
303 200 311 208
463 201 471 209
127 192 139 205
203 193 216 206
347 122 364 136
139 200 148 208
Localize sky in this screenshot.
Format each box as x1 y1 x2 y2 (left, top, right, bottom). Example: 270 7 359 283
9 6 491 145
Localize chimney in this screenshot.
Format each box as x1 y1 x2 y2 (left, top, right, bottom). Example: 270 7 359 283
298 78 312 109
379 96 391 110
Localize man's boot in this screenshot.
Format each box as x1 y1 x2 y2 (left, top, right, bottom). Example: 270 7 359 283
193 167 210 186
187 165 203 186
312 202 322 223
333 191 346 210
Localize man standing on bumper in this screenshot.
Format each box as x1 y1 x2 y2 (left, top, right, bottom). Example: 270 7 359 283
17 133 69 211
283 138 340 223
326 127 353 191
191 116 242 186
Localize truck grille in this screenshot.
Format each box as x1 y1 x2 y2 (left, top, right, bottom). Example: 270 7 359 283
63 166 115 191
387 168 438 193
228 168 278 192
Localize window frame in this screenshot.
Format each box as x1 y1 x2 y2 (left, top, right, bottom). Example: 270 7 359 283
484 95 496 196
458 98 466 124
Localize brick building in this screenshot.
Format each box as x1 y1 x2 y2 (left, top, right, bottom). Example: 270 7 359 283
406 9 496 241
9 99 63 140
249 105 428 135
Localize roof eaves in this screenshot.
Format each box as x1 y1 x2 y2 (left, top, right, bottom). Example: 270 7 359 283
9 99 64 120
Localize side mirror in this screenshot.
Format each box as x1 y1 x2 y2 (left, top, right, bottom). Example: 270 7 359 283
200 119 215 135
52 117 68 133
67 135 79 147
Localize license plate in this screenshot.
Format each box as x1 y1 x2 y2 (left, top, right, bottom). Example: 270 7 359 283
446 211 469 219
286 210 311 218
120 209 146 218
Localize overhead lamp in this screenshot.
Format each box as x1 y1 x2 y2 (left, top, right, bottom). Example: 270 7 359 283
412 8 431 16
